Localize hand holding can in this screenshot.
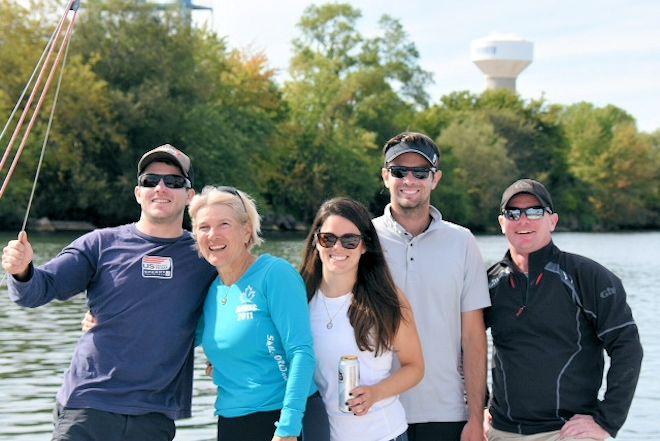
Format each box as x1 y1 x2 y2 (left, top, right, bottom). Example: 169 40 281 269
338 355 359 413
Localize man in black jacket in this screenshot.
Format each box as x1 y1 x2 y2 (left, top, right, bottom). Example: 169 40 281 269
485 179 642 441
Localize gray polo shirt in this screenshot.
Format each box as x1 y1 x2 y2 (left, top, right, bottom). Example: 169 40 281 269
373 204 490 423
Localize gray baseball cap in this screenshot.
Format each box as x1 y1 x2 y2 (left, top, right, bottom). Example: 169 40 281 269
137 144 191 180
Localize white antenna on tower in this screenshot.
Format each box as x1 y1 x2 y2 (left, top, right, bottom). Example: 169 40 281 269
148 0 213 26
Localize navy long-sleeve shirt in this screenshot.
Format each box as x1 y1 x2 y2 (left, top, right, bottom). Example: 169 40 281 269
8 224 216 419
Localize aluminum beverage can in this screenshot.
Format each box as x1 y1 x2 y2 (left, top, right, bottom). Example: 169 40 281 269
338 355 359 413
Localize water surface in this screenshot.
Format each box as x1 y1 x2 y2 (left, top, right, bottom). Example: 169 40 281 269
0 231 657 440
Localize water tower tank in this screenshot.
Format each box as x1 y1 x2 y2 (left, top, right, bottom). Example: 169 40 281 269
471 34 533 91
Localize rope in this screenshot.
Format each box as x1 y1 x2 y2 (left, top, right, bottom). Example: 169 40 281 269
21 17 74 232
0 12 77 199
0 23 60 145
0 0 75 173
0 1 78 287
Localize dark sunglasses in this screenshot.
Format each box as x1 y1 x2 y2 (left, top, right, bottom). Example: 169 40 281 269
217 186 247 212
315 232 363 249
387 166 436 180
502 206 552 221
138 174 191 189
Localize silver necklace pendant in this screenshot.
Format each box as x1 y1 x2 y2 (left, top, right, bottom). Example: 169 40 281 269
221 296 228 305
326 321 333 329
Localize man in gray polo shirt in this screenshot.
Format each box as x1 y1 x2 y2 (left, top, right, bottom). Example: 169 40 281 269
373 131 490 441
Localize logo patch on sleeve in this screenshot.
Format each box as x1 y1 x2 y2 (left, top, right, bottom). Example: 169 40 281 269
142 256 173 279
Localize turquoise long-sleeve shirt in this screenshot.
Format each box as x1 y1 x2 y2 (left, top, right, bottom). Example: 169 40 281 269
198 254 316 437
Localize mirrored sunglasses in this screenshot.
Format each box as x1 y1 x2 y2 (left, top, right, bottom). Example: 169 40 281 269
502 206 551 221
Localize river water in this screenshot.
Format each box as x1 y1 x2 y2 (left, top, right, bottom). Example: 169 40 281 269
0 231 658 440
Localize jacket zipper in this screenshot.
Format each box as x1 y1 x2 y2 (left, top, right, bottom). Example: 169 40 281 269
517 275 529 317
509 274 526 317
515 272 543 317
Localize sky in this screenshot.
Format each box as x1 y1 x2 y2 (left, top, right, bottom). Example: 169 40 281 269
189 0 660 132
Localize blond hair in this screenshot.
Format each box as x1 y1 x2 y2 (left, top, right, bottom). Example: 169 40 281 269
188 186 263 250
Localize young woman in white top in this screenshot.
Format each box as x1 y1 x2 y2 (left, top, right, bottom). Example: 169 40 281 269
300 197 424 441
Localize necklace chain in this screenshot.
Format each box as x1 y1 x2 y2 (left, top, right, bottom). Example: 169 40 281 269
321 292 351 329
220 255 256 306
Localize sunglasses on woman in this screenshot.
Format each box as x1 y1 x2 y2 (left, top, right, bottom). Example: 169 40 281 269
138 174 191 189
502 206 552 221
387 166 436 180
315 232 363 249
217 186 247 212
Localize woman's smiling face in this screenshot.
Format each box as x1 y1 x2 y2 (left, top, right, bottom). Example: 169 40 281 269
316 215 366 277
194 203 251 270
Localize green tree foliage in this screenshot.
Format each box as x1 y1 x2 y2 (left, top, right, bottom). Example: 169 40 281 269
559 103 659 228
646 130 660 224
0 0 657 231
433 90 569 187
1 0 283 227
0 0 45 226
435 116 517 230
263 2 432 221
418 90 599 230
0 0 122 226
72 0 284 208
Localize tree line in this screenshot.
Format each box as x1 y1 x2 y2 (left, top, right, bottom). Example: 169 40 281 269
1 0 658 231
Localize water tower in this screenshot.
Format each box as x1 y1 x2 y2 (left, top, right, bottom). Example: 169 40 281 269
471 34 533 92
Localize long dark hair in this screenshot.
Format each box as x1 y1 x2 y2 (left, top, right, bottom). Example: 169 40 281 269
300 197 403 355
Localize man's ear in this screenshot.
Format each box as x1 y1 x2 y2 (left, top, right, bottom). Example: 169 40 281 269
498 215 506 234
185 188 195 205
431 170 442 190
381 167 391 189
549 213 559 232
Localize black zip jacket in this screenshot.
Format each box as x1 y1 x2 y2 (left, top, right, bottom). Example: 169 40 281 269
485 241 642 437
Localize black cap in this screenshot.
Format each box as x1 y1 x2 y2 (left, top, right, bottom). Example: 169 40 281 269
501 179 554 212
137 144 191 180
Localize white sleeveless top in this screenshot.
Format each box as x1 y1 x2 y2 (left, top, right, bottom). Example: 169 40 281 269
309 290 407 441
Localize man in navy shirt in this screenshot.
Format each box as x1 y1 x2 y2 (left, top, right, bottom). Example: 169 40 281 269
2 145 216 441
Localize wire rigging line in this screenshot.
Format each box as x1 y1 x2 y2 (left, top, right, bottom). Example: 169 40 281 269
0 0 79 287
0 0 76 174
0 0 79 201
0 22 61 147
22 23 74 232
